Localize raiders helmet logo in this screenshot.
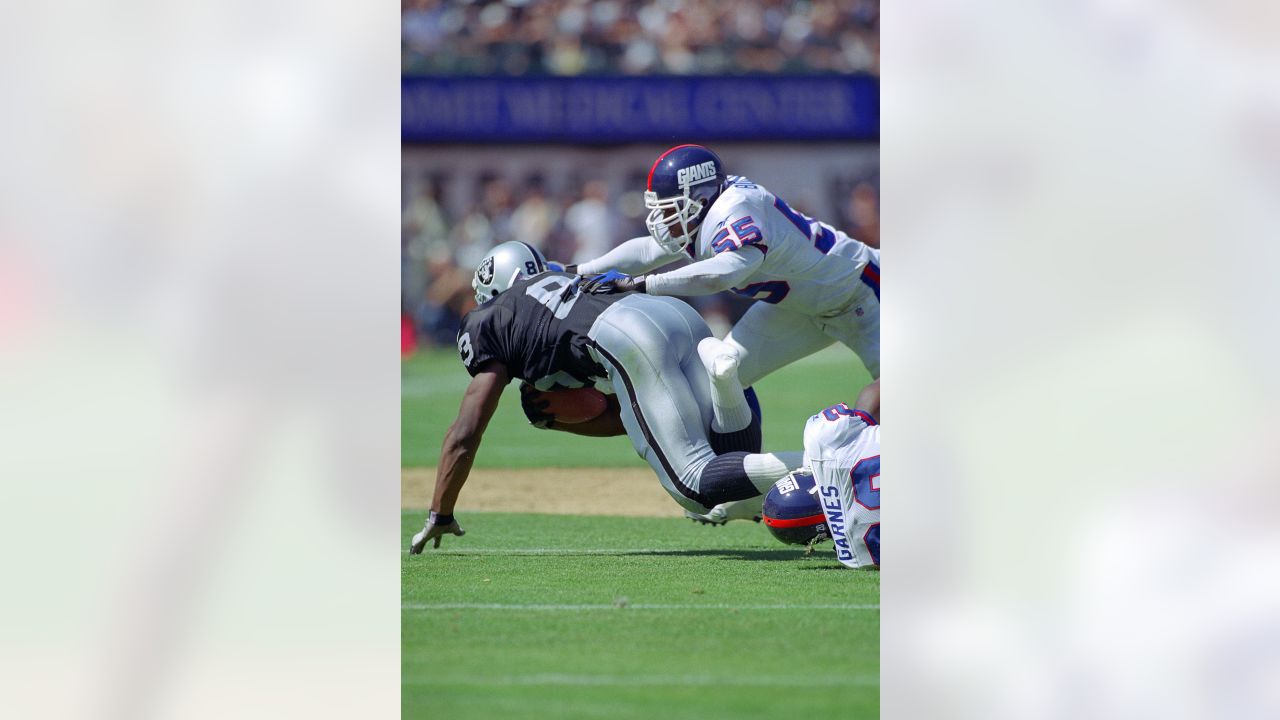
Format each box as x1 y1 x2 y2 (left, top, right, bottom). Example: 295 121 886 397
476 256 495 285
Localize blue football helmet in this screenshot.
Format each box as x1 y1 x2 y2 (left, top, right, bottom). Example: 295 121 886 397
644 144 727 253
762 470 830 546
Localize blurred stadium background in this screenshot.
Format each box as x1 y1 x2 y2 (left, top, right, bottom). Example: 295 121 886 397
401 0 880 354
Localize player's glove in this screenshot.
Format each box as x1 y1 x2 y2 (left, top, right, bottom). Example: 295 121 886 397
579 270 645 294
409 511 466 554
520 382 555 429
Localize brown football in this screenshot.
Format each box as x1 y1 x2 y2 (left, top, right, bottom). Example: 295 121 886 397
538 386 609 424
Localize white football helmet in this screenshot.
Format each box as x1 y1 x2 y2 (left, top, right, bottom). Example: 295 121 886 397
472 241 549 304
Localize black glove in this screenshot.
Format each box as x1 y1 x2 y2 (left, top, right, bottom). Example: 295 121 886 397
409 511 466 553
520 382 555 429
579 270 645 294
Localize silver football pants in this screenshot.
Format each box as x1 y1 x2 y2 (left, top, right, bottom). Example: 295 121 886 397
588 294 721 512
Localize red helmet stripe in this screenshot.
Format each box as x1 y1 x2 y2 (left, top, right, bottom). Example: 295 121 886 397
762 513 827 529
646 143 702 192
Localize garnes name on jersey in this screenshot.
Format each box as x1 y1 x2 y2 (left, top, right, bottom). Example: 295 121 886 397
456 272 628 390
804 403 880 569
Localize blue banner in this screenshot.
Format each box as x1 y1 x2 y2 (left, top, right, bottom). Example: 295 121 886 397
402 75 878 143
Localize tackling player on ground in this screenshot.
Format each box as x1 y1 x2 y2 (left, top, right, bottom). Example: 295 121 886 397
567 144 880 386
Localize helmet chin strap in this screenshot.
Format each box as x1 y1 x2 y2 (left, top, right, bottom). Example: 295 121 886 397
501 267 524 294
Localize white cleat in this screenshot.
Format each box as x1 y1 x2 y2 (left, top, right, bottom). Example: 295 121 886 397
685 496 764 526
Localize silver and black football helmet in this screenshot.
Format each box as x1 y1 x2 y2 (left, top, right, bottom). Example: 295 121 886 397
472 241 549 304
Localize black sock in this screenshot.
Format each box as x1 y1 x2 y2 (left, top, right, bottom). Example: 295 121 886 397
697 452 761 506
708 419 762 454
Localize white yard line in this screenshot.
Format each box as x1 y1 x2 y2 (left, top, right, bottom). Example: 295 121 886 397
403 602 878 611
407 673 878 687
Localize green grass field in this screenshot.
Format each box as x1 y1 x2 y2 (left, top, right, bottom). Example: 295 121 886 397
402 512 880 719
403 343 878 719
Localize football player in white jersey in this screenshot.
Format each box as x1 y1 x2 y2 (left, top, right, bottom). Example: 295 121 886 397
569 144 880 387
804 379 880 569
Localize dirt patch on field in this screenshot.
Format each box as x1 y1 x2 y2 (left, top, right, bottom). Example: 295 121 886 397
402 467 683 517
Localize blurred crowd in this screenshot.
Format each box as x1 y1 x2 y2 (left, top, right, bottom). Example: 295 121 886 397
402 0 879 77
402 165 879 352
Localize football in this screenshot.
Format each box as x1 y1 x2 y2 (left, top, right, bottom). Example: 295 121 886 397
537 386 609 425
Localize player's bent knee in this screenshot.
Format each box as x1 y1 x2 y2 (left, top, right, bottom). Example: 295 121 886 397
697 452 760 506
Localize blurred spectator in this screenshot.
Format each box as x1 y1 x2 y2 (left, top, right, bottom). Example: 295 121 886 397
450 205 494 270
402 177 449 250
847 180 881 248
509 176 559 252
417 241 477 346
480 175 516 247
402 177 450 325
564 180 614 263
403 0 879 77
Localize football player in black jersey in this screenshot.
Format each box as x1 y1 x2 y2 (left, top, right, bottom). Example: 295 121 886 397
410 242 802 553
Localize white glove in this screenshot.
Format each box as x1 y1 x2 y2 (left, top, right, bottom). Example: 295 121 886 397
409 511 465 554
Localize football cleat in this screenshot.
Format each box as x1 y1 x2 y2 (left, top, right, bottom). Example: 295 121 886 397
684 496 764 526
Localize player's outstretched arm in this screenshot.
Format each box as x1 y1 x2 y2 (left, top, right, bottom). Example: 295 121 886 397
410 361 509 553
643 245 764 296
576 236 684 276
581 246 767 297
432 360 509 514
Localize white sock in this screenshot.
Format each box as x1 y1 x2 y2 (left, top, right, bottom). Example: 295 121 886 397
743 451 805 493
698 337 753 433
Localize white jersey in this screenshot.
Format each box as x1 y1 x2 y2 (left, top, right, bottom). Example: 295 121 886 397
690 176 879 316
803 403 880 569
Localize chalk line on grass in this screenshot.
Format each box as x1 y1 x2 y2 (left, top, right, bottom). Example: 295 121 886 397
407 673 878 687
403 602 878 611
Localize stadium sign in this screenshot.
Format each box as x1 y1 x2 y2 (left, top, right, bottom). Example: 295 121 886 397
402 75 879 143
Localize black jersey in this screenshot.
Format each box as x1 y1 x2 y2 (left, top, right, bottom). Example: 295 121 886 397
456 272 629 388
